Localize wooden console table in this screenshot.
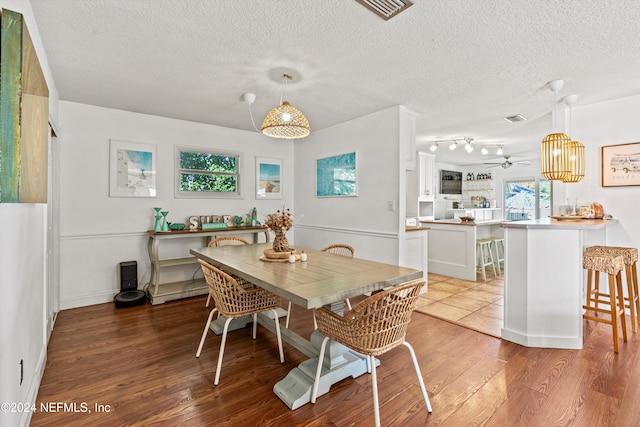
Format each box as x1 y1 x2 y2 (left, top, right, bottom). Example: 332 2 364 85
146 226 269 305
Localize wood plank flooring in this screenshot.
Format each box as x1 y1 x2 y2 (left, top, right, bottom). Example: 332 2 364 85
32 289 640 426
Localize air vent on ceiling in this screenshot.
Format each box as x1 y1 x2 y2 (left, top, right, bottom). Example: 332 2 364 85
355 0 413 21
503 114 528 123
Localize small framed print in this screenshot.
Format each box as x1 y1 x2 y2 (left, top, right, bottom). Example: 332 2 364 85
601 142 640 187
256 157 282 199
109 139 157 197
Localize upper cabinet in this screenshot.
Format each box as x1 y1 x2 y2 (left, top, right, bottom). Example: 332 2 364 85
418 152 436 201
400 107 419 170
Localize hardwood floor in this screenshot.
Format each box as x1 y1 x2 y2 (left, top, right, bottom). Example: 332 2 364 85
32 290 640 426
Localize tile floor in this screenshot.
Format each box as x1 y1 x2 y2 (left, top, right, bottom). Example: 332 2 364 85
415 270 504 337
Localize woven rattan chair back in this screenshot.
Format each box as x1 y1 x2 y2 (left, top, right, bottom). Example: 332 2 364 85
320 244 355 258
199 259 278 318
208 236 250 247
315 279 424 357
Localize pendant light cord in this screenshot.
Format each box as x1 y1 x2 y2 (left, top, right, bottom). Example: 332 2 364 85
248 103 260 133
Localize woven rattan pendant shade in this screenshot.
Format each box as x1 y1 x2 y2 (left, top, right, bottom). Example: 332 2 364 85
261 101 310 139
562 140 585 183
541 132 571 180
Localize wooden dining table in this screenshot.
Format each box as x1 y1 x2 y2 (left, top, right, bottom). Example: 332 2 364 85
190 242 423 410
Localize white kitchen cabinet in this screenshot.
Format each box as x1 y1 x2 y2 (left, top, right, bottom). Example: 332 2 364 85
401 107 419 170
418 152 436 201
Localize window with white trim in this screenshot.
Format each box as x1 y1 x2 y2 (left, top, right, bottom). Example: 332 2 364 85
175 146 242 198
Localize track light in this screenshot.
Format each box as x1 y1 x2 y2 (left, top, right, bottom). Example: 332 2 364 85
449 142 458 150
464 141 474 153
496 145 504 155
429 143 438 152
481 147 488 155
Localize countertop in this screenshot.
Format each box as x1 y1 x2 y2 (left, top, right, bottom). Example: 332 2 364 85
502 218 617 230
405 225 430 232
419 219 504 227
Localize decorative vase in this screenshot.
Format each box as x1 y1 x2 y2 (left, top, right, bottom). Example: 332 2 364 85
272 231 290 252
154 215 163 232
161 211 169 231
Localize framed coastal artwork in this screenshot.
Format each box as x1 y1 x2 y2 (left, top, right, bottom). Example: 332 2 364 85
109 139 157 197
256 157 282 199
601 142 640 187
316 151 357 197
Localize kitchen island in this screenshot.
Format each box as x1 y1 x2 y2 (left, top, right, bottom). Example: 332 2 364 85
502 217 617 349
420 219 504 281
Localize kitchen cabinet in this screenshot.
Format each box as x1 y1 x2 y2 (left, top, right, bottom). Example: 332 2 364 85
401 107 419 170
418 152 436 201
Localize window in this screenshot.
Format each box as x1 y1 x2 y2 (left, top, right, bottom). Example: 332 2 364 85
175 146 242 198
504 178 551 220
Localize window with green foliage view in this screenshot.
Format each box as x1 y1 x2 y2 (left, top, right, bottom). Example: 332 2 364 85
176 147 241 198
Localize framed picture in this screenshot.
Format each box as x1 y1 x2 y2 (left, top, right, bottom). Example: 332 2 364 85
316 151 357 197
601 142 640 187
109 139 157 197
256 157 282 199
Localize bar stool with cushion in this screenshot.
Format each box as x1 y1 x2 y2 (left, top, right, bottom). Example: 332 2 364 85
585 245 639 333
196 260 284 385
582 251 627 353
310 279 432 427
476 239 497 281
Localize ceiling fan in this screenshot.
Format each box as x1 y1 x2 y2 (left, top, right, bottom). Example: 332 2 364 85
484 155 532 169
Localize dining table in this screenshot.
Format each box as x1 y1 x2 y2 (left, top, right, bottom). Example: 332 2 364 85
190 242 423 410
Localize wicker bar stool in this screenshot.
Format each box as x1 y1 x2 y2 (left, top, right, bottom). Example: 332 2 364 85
310 279 432 427
585 246 639 333
476 239 496 281
582 251 627 353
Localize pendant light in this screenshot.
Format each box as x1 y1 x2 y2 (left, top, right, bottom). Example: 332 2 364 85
541 80 571 181
562 95 585 183
261 74 310 139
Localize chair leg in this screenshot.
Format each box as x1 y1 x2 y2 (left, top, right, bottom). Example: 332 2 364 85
370 354 381 427
253 313 258 339
616 272 628 344
625 265 638 333
205 292 211 308
214 317 234 385
271 308 285 363
403 342 432 413
346 298 352 311
285 301 292 329
313 311 318 330
311 336 330 403
196 308 218 358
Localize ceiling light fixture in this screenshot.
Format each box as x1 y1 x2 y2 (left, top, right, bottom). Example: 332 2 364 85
449 141 458 151
496 145 503 156
464 140 474 153
562 94 585 183
429 142 438 152
541 79 571 180
261 74 310 139
481 147 488 155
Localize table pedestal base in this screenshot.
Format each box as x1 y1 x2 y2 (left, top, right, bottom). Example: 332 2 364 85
273 330 375 410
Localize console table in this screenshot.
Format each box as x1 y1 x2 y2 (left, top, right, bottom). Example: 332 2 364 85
146 226 269 305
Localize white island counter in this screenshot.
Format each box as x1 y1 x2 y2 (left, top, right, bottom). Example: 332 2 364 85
502 218 617 349
420 219 504 281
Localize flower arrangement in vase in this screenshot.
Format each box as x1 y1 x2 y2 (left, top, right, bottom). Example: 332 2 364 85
264 207 293 252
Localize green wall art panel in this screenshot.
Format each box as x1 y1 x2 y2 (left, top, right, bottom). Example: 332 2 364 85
316 152 357 197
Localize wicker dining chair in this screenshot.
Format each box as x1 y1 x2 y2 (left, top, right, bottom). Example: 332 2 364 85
311 279 432 426
205 237 251 307
320 244 355 310
196 259 285 385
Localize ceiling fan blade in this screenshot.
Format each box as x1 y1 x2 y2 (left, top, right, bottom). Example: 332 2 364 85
514 160 533 166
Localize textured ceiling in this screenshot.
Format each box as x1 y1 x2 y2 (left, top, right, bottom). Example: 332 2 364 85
30 0 640 166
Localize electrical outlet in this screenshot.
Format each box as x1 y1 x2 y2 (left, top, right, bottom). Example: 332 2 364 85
387 200 396 211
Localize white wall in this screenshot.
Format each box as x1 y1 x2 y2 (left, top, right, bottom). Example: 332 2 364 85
566 94 640 247
57 101 295 309
293 106 403 264
0 1 58 426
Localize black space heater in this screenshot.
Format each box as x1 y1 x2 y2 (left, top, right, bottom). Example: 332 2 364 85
114 261 146 308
